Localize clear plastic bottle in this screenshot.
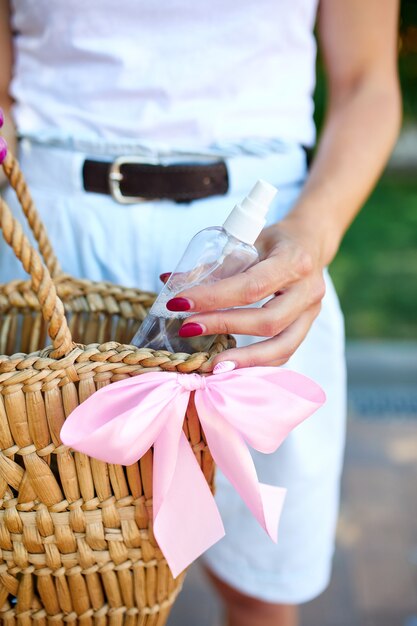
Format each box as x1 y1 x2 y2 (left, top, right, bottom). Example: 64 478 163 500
131 180 278 353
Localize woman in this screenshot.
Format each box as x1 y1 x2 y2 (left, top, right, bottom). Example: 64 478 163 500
0 1 401 625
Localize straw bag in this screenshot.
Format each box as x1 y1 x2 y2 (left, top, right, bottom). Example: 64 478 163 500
0 151 234 626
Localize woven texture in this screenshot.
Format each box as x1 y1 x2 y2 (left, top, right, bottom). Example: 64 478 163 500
0 152 234 625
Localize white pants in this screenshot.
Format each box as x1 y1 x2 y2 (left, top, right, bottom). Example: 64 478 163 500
1 140 346 603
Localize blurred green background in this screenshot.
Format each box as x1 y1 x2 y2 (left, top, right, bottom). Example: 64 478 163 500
316 0 417 338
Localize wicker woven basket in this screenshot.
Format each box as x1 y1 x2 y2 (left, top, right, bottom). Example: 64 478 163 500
0 152 233 626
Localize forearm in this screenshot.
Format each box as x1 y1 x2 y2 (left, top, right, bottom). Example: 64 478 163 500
281 75 401 267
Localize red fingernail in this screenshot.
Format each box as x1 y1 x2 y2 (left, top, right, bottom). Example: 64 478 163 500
178 322 204 337
159 272 172 283
166 297 193 312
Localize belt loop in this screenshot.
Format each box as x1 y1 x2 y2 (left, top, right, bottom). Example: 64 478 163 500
73 152 88 194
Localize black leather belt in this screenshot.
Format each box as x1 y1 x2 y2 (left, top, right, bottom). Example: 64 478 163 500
82 157 229 204
82 148 313 205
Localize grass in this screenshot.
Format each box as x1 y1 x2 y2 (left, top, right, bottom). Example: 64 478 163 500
329 171 417 339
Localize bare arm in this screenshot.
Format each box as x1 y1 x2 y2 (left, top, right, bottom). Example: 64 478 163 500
173 0 402 367
278 0 402 265
0 0 16 186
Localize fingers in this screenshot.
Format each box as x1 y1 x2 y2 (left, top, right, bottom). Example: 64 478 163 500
210 305 321 369
178 273 325 337
171 250 312 312
179 284 308 338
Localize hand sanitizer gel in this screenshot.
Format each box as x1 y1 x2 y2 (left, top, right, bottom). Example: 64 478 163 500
131 179 278 353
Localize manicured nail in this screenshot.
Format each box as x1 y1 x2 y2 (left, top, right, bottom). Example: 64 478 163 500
0 109 4 128
178 322 204 338
0 137 8 164
166 297 193 312
159 272 172 283
213 361 237 374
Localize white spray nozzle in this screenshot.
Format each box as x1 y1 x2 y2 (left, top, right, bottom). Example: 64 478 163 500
222 179 278 245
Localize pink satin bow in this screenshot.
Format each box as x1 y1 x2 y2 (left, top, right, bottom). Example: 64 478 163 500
60 367 325 577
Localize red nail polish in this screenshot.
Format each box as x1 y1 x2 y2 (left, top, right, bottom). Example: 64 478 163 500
159 272 172 283
178 322 203 338
166 297 192 312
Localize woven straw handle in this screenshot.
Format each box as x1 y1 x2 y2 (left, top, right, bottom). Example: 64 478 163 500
2 150 62 277
0 193 75 358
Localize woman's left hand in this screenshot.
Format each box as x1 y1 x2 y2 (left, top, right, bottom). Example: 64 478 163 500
166 219 327 368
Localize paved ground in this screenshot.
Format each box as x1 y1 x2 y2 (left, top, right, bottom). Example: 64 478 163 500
167 342 417 626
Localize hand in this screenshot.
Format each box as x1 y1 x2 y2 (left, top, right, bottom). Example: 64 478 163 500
164 218 327 368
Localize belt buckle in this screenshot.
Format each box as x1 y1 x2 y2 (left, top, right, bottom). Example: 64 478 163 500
108 155 158 204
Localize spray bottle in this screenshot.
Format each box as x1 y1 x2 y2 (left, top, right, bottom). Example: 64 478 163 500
131 179 277 353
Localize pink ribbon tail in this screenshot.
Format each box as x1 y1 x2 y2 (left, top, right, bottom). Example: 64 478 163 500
198 403 287 542
154 430 225 578
194 367 325 542
151 387 225 578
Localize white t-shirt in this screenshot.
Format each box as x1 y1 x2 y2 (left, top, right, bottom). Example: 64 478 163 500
10 0 319 150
